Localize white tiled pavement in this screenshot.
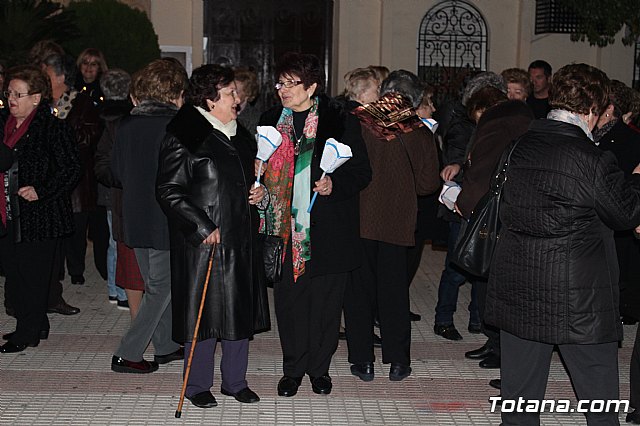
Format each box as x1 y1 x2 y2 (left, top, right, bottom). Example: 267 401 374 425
0 243 635 425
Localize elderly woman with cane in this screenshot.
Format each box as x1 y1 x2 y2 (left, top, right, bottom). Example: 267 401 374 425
157 64 269 411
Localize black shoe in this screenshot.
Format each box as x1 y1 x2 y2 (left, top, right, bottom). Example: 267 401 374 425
221 386 260 403
186 391 217 408
277 376 302 397
626 408 640 424
350 362 374 382
117 300 130 310
489 378 501 389
310 375 332 395
622 316 639 325
468 323 482 334
409 311 421 321
434 324 463 341
47 301 80 315
465 344 493 359
111 356 159 373
373 333 382 347
154 347 184 364
71 275 85 285
3 329 49 341
389 363 411 381
0 341 35 353
479 353 501 369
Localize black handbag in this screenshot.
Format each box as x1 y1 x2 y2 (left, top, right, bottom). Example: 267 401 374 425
257 233 284 285
450 139 521 277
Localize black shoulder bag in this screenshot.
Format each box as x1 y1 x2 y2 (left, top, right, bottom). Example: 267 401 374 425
450 138 521 277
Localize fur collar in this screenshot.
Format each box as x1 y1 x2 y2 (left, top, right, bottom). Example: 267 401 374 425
130 100 178 116
167 104 222 151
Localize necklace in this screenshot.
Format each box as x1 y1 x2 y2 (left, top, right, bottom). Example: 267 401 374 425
292 126 304 155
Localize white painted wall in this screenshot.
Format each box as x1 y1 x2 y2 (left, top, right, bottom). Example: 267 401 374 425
333 0 634 95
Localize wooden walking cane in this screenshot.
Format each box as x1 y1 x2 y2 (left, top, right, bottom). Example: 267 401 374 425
175 244 216 418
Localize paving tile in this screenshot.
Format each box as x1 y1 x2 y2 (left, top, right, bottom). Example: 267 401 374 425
0 244 635 425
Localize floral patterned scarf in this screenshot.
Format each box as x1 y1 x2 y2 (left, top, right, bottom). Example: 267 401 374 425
262 97 319 281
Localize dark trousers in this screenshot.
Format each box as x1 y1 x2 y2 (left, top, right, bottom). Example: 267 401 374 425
48 240 65 307
184 338 249 396
501 330 619 426
63 211 89 277
344 238 411 366
0 221 54 345
630 326 640 408
274 248 347 378
434 221 480 326
88 207 109 280
407 237 426 287
475 277 500 353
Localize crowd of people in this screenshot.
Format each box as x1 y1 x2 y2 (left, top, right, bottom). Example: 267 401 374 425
2 41 640 424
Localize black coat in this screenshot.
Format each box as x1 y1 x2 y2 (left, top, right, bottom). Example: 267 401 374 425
259 97 372 277
157 105 270 342
3 104 80 243
111 101 177 250
486 119 640 344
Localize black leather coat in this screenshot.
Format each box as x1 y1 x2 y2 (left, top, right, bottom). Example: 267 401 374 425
2 105 80 243
486 119 640 344
157 105 270 342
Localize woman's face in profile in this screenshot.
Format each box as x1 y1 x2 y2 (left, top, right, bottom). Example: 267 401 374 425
234 79 249 113
416 95 436 119
277 73 315 112
209 82 240 124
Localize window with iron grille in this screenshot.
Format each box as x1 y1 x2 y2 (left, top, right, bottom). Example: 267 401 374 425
535 0 579 34
417 0 488 103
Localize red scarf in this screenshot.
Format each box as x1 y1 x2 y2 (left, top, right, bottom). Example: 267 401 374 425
1 108 38 225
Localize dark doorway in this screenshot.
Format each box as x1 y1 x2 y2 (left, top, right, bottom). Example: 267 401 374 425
203 0 334 112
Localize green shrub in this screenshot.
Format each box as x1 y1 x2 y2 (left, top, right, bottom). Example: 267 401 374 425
63 0 160 73
0 0 78 67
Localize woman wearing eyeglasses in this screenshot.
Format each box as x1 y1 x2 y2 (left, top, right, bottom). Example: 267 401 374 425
259 52 371 397
74 48 108 106
0 65 81 353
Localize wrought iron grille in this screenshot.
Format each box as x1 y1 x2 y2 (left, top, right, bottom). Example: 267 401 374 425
535 0 579 35
417 0 488 103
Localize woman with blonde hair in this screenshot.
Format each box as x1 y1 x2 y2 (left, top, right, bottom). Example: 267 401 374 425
75 47 108 105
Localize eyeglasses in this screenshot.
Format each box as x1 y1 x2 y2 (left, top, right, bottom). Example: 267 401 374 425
3 90 32 99
275 80 303 90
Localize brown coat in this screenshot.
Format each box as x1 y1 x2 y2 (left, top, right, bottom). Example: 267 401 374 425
457 100 533 219
358 123 440 246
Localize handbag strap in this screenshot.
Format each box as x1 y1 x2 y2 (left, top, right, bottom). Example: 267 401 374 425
490 137 523 196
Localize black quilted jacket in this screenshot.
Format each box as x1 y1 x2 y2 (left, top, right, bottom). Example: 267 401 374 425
486 119 640 344
4 104 81 243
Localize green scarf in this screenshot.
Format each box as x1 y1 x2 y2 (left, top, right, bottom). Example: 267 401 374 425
262 98 319 281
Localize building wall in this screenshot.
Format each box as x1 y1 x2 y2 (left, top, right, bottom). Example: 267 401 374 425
150 0 204 70
333 0 634 94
